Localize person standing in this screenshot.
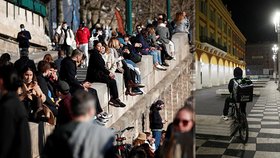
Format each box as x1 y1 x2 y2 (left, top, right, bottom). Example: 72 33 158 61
0 65 31 158
149 100 166 150
56 22 75 57
76 21 90 67
17 24 31 53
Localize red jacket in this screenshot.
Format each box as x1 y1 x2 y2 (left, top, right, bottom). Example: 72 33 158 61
75 27 90 45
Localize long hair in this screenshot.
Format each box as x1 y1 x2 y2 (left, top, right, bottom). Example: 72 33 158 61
174 12 185 25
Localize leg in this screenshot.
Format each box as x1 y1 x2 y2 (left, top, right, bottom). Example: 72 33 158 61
240 102 247 115
152 130 162 150
88 88 103 114
148 51 159 65
223 97 232 116
169 40 175 57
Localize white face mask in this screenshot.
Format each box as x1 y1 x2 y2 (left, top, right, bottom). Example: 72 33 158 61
63 25 67 30
21 28 25 31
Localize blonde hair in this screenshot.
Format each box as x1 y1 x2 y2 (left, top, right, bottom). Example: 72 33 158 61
108 37 120 49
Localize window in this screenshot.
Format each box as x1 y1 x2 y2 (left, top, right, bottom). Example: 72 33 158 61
210 7 215 22
6 2 8 18
217 15 222 28
200 0 207 15
223 22 227 34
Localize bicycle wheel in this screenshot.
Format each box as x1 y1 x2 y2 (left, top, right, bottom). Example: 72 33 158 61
238 113 249 144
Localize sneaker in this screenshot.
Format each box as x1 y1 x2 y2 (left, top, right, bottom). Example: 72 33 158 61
115 98 126 107
155 65 167 71
172 57 176 61
98 112 113 119
136 83 145 88
95 118 108 126
221 115 229 121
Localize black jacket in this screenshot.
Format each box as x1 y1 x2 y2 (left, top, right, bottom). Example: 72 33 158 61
59 57 83 93
17 30 31 48
0 92 31 158
86 49 110 82
36 72 58 116
149 108 163 130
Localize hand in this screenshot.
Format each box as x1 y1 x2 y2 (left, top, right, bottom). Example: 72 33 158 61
150 47 156 50
109 72 115 79
162 120 168 124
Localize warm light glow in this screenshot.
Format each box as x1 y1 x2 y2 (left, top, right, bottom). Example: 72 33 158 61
273 11 280 32
272 44 279 52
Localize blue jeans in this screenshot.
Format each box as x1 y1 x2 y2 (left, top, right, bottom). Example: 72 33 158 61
148 50 162 65
152 130 162 150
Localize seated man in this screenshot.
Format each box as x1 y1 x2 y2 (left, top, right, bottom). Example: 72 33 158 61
222 67 246 121
60 49 111 121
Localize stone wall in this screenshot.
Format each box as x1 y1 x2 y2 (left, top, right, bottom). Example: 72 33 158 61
0 1 49 55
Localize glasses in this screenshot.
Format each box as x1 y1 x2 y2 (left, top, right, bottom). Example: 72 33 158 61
173 118 191 127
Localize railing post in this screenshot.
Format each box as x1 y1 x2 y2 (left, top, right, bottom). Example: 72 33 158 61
125 0 132 35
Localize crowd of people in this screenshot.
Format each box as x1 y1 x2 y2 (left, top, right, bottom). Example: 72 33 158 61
0 11 193 158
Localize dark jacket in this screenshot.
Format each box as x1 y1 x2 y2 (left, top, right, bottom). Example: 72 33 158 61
0 92 31 158
14 56 36 74
149 105 163 130
36 72 58 116
59 57 83 93
156 25 171 44
86 49 110 82
57 94 72 126
17 30 31 48
228 77 243 93
42 121 114 158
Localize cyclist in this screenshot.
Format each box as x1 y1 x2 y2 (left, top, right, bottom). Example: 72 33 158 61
222 67 246 121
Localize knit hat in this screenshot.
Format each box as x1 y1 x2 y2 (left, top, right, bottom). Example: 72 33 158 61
136 132 147 141
57 81 70 95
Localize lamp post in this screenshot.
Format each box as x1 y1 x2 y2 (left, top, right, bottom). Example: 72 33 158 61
273 11 280 90
272 44 278 83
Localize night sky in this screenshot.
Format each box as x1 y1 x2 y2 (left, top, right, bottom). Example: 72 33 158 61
222 0 280 44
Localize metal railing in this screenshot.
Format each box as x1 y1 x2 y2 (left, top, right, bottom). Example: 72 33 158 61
199 36 227 52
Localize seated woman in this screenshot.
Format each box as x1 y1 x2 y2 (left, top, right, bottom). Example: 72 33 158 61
86 41 126 107
108 38 144 95
17 66 46 122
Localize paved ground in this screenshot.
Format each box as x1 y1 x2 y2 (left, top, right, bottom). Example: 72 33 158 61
196 81 280 158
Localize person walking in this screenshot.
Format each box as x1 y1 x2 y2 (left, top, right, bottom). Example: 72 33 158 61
17 24 31 53
56 22 75 57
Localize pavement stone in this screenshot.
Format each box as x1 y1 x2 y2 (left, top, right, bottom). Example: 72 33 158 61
196 81 280 157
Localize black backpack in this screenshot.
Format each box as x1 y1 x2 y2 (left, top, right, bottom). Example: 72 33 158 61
232 78 253 103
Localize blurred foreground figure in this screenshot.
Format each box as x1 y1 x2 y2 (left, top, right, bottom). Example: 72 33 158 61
42 90 115 158
0 65 31 158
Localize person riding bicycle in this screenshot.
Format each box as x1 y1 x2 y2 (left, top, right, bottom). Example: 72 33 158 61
222 67 246 121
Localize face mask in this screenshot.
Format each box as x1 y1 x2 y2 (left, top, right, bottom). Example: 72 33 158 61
21 28 25 31
63 26 67 30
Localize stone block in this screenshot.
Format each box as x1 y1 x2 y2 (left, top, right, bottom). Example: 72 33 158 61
136 55 153 78
91 83 109 109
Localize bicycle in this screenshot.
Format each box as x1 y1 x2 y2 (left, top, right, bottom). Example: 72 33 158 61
228 102 249 144
113 126 134 158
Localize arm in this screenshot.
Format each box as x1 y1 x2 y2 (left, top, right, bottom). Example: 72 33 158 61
228 79 234 93
109 52 117 73
34 83 46 102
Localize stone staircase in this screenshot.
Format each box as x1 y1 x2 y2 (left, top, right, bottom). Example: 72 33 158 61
196 115 237 137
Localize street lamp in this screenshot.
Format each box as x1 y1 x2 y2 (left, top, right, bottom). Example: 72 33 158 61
273 11 280 90
272 44 278 83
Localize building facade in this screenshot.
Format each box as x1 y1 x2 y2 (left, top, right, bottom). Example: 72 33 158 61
194 0 246 89
246 43 275 77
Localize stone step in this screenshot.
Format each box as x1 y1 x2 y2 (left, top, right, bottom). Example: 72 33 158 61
196 115 237 136
216 89 261 96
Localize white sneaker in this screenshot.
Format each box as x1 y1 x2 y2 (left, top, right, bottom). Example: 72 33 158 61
98 112 113 119
221 115 229 121
155 65 167 71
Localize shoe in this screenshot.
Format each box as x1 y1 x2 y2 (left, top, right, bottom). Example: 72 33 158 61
155 65 167 71
128 80 139 88
162 62 169 67
95 118 108 126
221 115 229 121
115 98 126 107
109 98 120 107
125 88 137 96
132 88 144 95
172 57 176 60
98 112 113 119
165 56 173 60
136 83 145 88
